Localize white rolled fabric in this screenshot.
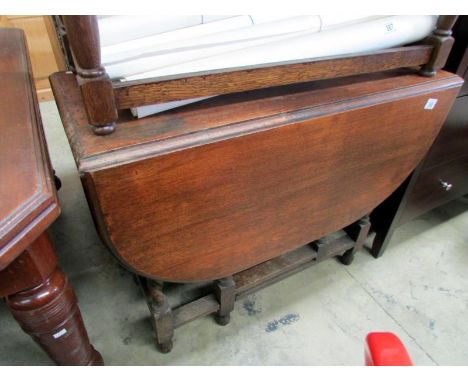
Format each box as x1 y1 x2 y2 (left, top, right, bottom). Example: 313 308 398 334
99 15 296 57
102 16 326 70
319 15 385 30
102 16 259 64
105 27 311 79
101 16 385 71
98 16 204 46
202 16 233 23
249 15 305 24
127 16 437 81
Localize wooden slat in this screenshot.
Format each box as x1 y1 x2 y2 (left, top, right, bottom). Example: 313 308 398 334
234 234 355 298
173 294 219 328
234 250 318 299
113 45 433 109
169 233 356 327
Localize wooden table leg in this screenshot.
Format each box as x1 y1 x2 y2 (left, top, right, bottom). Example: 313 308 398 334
214 276 236 326
1 232 103 366
340 215 371 265
147 280 174 354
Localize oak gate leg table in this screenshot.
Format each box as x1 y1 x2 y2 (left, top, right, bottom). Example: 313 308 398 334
0 28 103 366
51 69 463 353
50 16 462 353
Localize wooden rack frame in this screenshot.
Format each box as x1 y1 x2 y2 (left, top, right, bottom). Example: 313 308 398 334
56 16 458 135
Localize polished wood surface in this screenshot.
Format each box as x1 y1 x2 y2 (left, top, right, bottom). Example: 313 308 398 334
0 232 56 297
51 68 457 170
0 16 66 101
0 28 59 269
0 28 102 366
61 16 102 75
1 233 103 366
52 68 462 282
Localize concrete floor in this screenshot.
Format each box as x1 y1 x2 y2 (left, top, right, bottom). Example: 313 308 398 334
1 101 467 365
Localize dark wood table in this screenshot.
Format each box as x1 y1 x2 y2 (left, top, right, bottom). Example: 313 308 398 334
51 62 462 352
0 28 103 366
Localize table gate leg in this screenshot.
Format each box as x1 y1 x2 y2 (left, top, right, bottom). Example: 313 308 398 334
214 276 236 326
147 280 174 353
340 215 371 265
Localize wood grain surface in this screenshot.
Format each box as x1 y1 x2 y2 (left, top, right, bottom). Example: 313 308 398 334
113 46 433 108
57 71 461 282
0 29 59 270
51 68 458 171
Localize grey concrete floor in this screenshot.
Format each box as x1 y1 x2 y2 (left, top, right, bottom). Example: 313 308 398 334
1 101 467 365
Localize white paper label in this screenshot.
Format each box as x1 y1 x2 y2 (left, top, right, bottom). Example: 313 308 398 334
385 23 395 33
53 328 67 339
425 98 438 110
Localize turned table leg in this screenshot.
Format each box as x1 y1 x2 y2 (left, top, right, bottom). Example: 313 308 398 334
147 280 174 353
1 232 103 365
6 268 103 365
214 276 236 326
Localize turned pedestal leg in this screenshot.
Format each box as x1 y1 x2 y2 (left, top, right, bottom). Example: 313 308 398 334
340 215 371 265
214 276 236 326
6 268 103 365
147 280 174 353
1 232 103 366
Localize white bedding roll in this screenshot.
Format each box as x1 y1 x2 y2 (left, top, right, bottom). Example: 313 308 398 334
98 15 204 46
249 15 304 24
101 16 321 67
101 16 256 64
98 15 384 49
319 15 384 30
99 15 300 60
105 27 311 79
163 16 321 53
202 16 234 23
127 16 437 81
102 16 323 66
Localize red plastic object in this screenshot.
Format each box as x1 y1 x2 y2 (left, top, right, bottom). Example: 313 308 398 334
365 332 413 366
